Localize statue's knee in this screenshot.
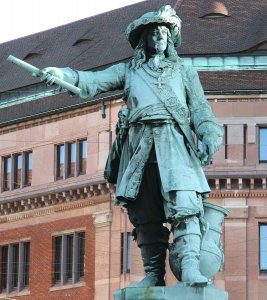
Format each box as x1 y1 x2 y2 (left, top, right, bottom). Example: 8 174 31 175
171 216 201 241
135 223 170 247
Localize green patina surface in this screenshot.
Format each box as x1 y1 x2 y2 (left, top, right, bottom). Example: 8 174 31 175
114 284 228 300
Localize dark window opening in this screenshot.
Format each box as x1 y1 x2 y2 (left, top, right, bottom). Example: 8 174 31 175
54 236 62 283
121 232 131 274
1 246 8 292
224 125 228 159
23 242 30 287
243 125 247 160
77 232 85 279
66 235 74 281
53 232 85 286
0 242 30 293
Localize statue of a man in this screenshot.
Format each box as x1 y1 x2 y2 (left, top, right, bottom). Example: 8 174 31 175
42 5 223 287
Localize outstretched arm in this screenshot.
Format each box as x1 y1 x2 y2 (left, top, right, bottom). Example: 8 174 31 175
41 63 126 99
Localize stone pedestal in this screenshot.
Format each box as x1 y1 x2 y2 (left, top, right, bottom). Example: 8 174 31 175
114 283 228 300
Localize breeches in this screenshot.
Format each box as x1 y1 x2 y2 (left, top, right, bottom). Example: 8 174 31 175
126 146 204 227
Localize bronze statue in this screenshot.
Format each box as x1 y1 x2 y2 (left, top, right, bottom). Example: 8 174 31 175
10 5 224 288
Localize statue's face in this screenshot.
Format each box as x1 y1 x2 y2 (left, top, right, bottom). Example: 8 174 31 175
147 25 168 55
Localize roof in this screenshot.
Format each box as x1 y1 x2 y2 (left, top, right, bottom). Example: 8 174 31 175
0 0 266 93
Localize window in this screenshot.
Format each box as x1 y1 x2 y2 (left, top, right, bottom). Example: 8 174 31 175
260 224 267 272
53 232 85 285
199 1 229 19
224 125 228 159
243 125 247 160
0 241 30 293
56 139 87 180
259 128 267 162
2 151 32 191
120 232 131 274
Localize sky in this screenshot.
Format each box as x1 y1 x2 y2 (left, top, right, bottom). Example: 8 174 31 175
0 0 145 44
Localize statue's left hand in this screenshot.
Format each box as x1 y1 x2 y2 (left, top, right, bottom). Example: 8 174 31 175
201 134 222 165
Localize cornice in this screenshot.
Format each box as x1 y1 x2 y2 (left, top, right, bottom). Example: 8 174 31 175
0 175 266 220
210 190 267 198
207 177 267 191
0 181 115 222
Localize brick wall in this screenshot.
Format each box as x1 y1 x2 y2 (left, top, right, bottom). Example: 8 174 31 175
0 215 95 300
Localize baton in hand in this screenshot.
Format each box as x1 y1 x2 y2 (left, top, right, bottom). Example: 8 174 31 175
7 55 81 95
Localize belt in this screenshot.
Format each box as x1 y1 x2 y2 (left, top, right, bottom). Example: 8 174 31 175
129 119 176 127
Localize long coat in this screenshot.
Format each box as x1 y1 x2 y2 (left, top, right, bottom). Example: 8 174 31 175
77 58 223 205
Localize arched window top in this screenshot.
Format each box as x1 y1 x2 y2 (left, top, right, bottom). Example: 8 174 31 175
199 1 229 19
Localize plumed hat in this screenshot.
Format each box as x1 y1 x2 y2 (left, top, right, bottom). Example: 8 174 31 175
126 5 182 49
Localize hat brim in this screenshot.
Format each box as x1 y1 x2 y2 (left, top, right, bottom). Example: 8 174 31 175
126 15 181 49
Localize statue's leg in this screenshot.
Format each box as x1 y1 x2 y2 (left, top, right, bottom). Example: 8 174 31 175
163 190 208 286
126 145 168 287
129 224 169 287
172 216 208 286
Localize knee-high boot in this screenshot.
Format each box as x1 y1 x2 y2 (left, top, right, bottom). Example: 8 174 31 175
172 216 208 287
130 224 169 287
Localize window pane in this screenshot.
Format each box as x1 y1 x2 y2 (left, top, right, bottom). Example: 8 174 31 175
127 232 131 273
23 242 30 288
66 235 73 280
54 236 62 283
260 224 267 271
121 232 131 274
120 233 123 274
3 156 11 191
260 128 267 161
1 246 8 292
68 142 76 177
57 145 65 179
12 244 19 289
25 152 32 186
77 232 85 279
79 140 87 174
14 154 22 189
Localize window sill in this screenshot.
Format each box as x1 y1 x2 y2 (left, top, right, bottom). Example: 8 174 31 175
0 289 30 297
258 273 267 280
50 281 85 292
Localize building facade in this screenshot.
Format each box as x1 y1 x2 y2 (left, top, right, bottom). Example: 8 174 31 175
0 1 266 299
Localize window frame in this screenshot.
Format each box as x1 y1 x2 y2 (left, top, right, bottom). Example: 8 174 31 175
52 231 85 286
259 127 267 163
0 241 30 294
2 151 33 192
55 139 87 181
259 223 267 273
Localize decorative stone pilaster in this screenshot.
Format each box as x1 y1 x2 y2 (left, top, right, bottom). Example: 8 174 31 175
93 208 113 300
